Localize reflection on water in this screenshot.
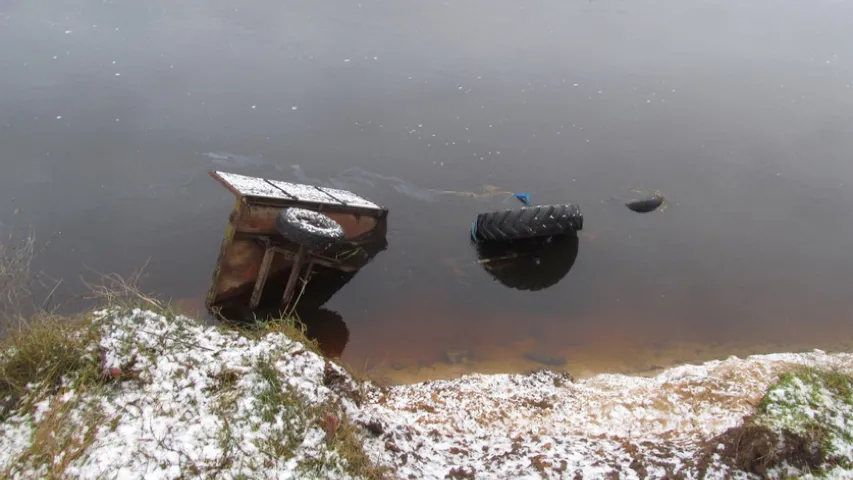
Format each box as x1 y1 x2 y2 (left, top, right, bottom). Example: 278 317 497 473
203 152 285 172
475 234 580 291
214 269 356 359
292 165 441 203
291 164 519 205
213 234 388 360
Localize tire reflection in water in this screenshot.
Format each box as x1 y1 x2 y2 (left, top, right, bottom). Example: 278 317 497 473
475 234 579 291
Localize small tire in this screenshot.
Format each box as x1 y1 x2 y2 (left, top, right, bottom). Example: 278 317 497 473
276 208 345 249
473 204 582 243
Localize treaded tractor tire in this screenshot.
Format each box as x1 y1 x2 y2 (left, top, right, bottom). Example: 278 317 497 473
473 204 582 243
276 208 345 249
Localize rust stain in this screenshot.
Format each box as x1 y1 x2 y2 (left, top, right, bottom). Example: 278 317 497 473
325 212 378 239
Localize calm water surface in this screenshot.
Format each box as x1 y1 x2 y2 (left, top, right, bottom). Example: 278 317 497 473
2 0 853 380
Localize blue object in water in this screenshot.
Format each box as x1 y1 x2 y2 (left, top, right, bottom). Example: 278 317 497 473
514 193 531 205
471 221 479 242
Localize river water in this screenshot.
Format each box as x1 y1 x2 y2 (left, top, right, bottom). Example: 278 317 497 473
2 0 853 382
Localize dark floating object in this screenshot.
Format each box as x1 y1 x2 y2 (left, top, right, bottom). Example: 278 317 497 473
471 204 583 243
625 189 667 213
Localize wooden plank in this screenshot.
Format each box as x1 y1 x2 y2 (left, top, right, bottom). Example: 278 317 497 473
281 246 305 306
249 243 275 309
317 186 381 210
266 179 341 205
211 170 383 213
212 171 291 199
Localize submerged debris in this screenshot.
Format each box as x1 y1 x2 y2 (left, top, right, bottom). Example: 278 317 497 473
523 349 568 366
625 189 667 213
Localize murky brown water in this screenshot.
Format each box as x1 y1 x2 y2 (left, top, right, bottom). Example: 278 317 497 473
2 0 853 382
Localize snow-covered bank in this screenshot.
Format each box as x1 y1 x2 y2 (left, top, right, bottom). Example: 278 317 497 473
1 309 852 479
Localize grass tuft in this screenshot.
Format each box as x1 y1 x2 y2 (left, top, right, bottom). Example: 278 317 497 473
8 392 106 478
253 356 388 478
756 366 853 416
254 357 309 462
230 316 324 357
325 412 389 480
750 365 853 475
0 313 102 419
0 232 37 321
0 231 390 478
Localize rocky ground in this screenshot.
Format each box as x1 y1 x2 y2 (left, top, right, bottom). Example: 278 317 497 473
1 308 852 479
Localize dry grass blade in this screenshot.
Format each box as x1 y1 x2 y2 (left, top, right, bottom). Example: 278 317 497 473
6 393 104 477
321 407 390 480
0 232 35 318
81 260 162 311
0 312 101 419
283 270 313 319
0 230 64 325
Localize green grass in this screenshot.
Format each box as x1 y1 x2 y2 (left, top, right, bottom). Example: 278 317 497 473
752 365 853 475
8 392 107 478
254 357 307 461
0 313 103 420
756 366 853 424
229 315 382 396
323 413 389 480
229 316 325 357
758 367 853 409
251 355 387 479
0 311 115 478
0 243 389 480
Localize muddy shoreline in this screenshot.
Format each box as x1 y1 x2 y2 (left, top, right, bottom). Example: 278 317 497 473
3 307 852 479
373 338 853 386
173 293 853 386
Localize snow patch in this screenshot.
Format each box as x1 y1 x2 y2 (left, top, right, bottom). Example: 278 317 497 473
1 310 852 479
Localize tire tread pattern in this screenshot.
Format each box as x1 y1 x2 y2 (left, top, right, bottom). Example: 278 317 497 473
474 204 583 243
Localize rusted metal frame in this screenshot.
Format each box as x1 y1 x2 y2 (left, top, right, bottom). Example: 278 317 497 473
247 242 359 310
283 260 315 317
205 196 246 309
280 249 358 272
249 237 275 309
240 196 388 218
208 171 385 313
232 232 361 272
281 246 306 307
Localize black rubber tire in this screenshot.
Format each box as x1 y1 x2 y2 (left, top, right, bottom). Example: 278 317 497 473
276 208 345 249
475 234 579 291
473 204 583 243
